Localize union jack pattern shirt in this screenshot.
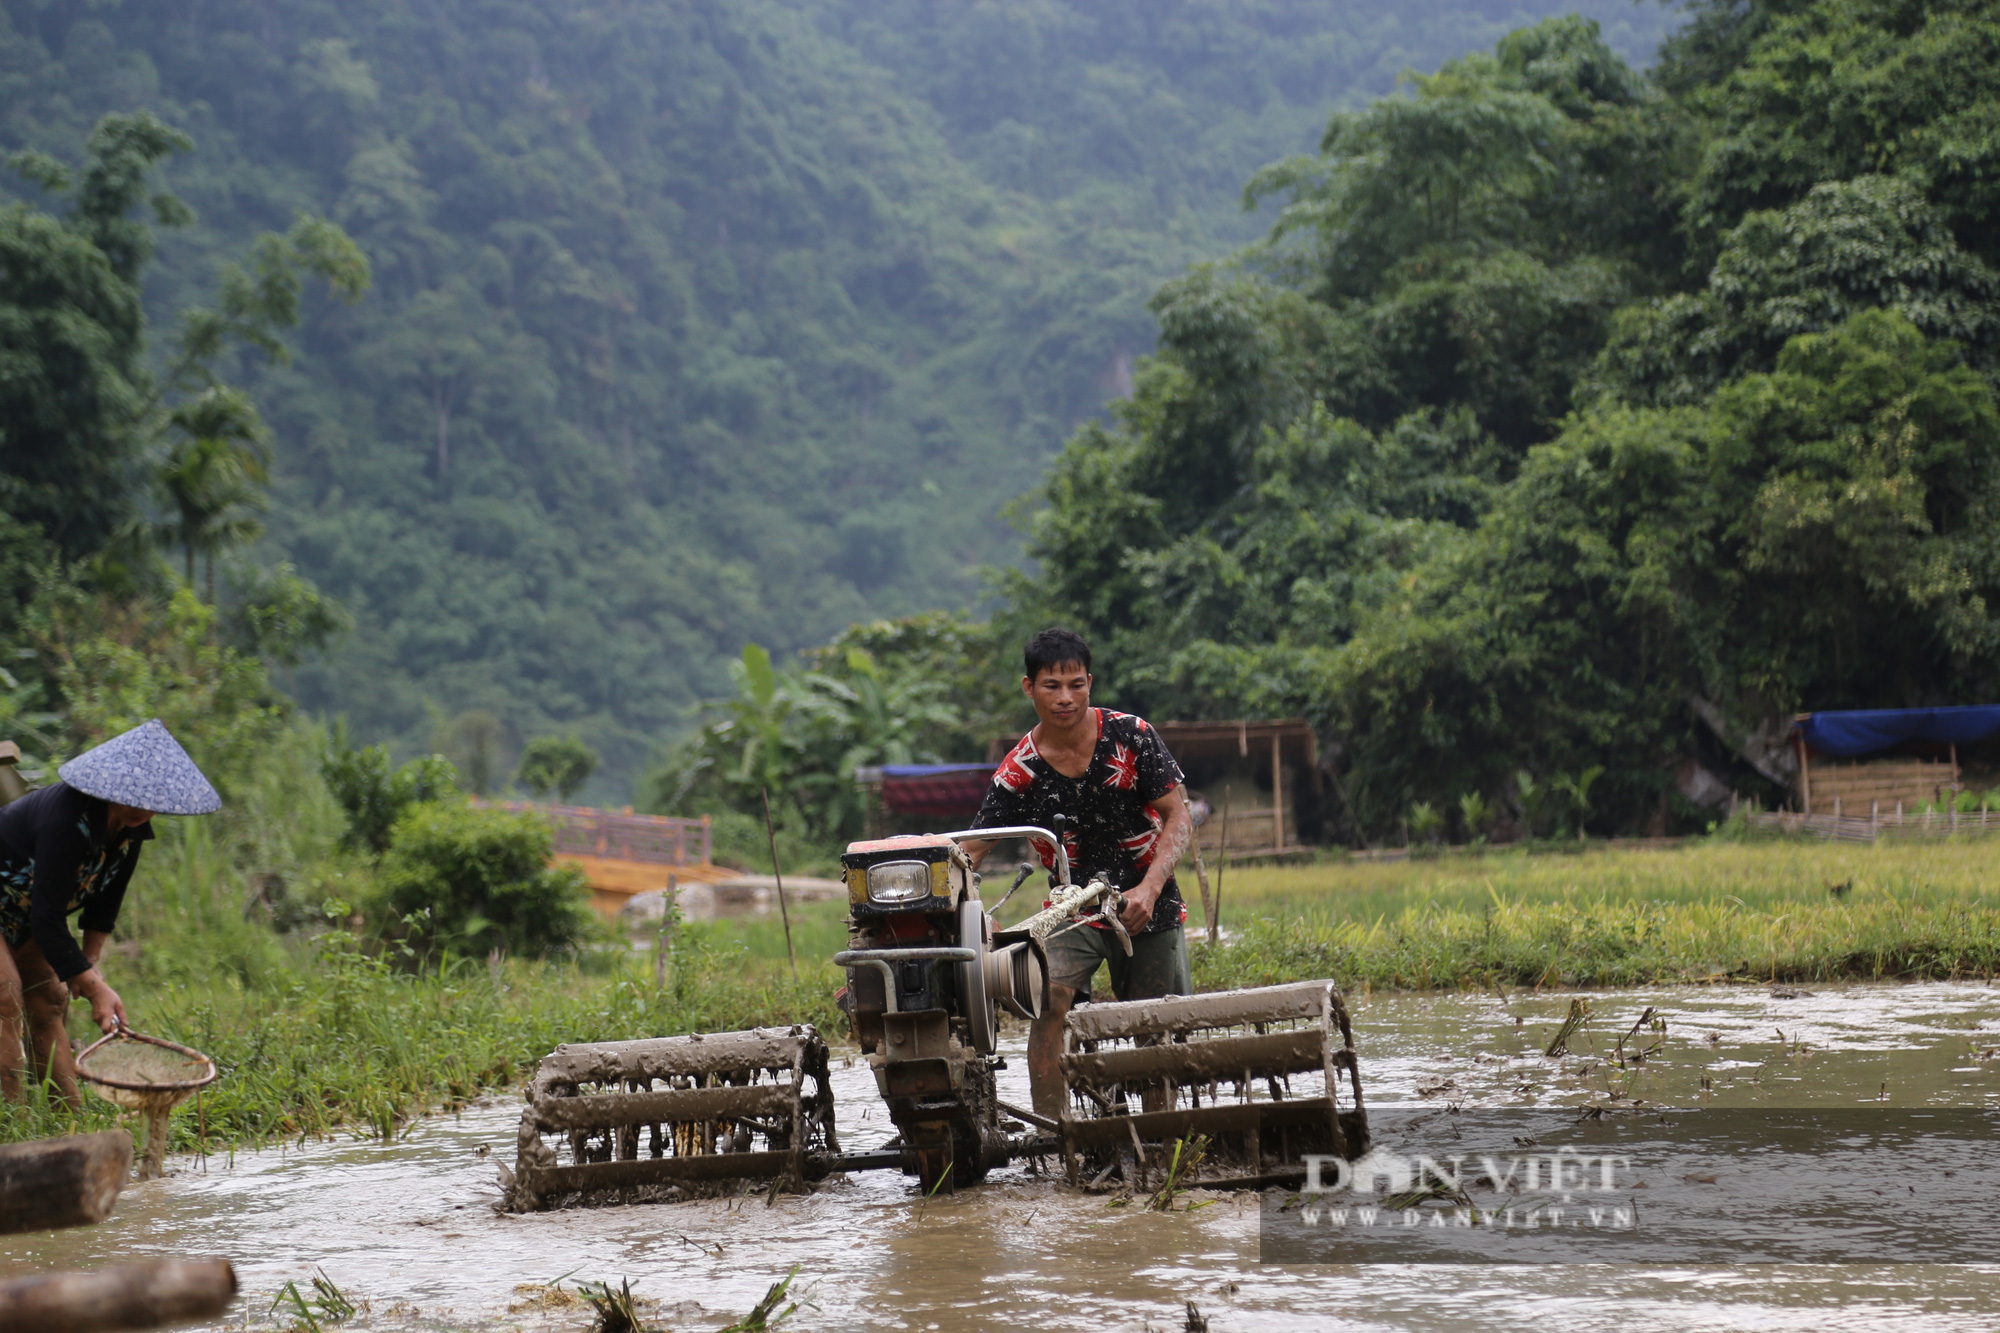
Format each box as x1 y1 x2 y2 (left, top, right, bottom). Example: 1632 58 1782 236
972 708 1187 935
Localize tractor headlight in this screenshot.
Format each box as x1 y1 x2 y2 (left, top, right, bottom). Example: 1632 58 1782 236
867 860 932 905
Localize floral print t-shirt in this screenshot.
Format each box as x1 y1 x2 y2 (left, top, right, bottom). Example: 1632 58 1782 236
972 708 1187 935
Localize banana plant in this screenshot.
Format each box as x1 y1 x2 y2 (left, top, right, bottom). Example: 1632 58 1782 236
794 648 955 836
1457 790 1489 842
729 642 798 802
1513 770 1547 839
1554 765 1605 837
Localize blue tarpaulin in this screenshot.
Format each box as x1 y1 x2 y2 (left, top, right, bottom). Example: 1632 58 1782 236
1796 707 2000 758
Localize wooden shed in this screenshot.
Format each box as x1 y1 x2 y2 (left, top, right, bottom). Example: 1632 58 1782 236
1153 718 1319 859
1791 706 2000 816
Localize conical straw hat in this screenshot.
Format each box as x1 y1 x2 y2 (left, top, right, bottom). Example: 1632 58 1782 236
58 719 221 815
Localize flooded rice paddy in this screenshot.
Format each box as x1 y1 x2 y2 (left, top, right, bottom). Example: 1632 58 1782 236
8 980 2000 1330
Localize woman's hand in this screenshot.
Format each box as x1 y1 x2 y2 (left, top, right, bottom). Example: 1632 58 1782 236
70 968 126 1033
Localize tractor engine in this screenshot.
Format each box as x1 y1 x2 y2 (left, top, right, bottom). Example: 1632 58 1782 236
836 834 1046 1191
501 822 1368 1212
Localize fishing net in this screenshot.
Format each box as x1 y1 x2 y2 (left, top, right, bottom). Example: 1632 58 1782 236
76 1028 218 1178
78 1037 212 1107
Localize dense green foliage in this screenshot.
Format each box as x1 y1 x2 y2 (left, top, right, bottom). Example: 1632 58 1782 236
514 733 599 802
1010 2 2000 841
376 801 593 958
0 0 1667 788
319 731 459 855
0 111 364 575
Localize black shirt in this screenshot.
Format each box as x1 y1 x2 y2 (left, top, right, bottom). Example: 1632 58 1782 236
0 782 151 979
972 708 1187 935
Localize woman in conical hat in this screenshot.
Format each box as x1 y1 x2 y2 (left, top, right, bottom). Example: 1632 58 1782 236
0 719 218 1106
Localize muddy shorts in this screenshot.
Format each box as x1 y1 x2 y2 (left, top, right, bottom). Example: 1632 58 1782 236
1044 922 1190 1003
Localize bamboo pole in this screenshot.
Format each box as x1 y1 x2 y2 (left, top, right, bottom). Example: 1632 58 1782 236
1190 836 1216 946
1213 791 1229 941
1270 731 1285 852
1797 733 1812 815
0 1259 236 1332
0 1131 132 1236
761 788 797 980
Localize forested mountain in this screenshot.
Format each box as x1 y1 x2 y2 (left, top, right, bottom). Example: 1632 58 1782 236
0 0 1668 788
1011 0 2000 839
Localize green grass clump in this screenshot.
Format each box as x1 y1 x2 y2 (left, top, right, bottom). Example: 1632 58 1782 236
1192 839 2000 991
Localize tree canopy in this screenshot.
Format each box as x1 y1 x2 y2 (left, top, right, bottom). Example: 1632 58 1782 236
1005 1 2000 841
0 0 1668 790
0 104 364 797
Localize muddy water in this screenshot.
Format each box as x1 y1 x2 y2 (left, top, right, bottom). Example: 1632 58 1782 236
7 982 2000 1330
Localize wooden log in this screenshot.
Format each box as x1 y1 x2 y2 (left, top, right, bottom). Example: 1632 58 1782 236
0 1130 132 1235
0 1259 236 1332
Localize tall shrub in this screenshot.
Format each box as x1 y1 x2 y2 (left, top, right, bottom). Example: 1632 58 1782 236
377 803 592 958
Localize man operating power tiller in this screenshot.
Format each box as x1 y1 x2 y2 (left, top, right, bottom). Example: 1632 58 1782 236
962 628 1194 1119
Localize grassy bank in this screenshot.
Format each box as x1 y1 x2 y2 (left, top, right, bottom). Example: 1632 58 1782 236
1186 837 2000 991
1 925 844 1151
0 730 848 1150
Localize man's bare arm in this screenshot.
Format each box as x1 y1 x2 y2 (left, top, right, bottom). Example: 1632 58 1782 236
961 838 997 870
1117 784 1191 934
1149 784 1193 883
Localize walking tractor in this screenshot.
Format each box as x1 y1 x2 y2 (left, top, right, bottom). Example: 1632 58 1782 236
501 825 1369 1210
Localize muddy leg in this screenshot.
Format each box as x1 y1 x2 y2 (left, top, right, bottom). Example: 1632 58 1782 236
17 942 80 1108
1029 983 1077 1121
1111 927 1190 1115
142 1105 170 1179
1136 1043 1173 1115
0 939 24 1102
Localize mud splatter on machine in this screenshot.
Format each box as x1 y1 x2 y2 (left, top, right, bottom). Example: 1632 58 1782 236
502 825 1366 1209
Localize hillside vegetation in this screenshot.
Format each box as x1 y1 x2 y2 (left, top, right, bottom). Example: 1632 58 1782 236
0 0 1667 786
1006 0 2000 841
16 3 2000 1157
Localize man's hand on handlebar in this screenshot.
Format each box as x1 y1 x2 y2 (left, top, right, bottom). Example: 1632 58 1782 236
1118 876 1161 934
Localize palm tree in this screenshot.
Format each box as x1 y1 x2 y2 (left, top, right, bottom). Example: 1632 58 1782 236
155 387 269 600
